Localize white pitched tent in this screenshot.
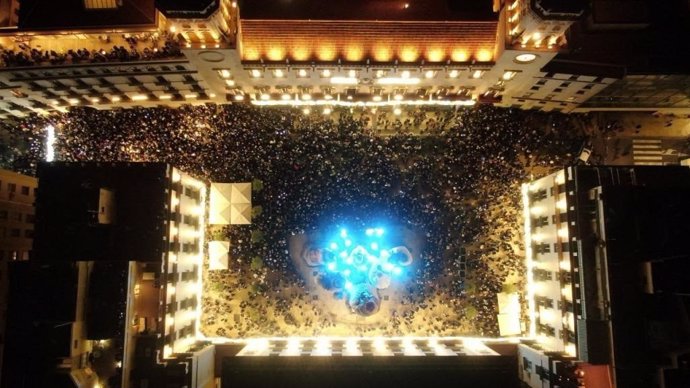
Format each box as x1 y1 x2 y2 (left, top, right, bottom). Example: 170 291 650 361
230 203 251 225
208 240 230 270
210 182 252 225
496 292 522 336
230 182 251 204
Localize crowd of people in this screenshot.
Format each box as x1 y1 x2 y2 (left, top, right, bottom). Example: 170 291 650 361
0 32 183 67
1 103 588 337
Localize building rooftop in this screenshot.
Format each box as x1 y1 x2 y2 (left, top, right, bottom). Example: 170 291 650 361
18 0 156 30
33 162 170 262
239 0 497 21
155 0 218 18
552 0 690 73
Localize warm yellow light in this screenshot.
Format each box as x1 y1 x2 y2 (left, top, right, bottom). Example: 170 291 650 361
323 107 332 115
502 71 517 81
321 69 332 77
472 70 483 79
243 48 260 61
68 98 80 105
111 96 121 102
220 69 231 79
260 93 271 101
530 206 543 215
234 94 245 101
331 77 358 85
317 45 337 61
557 227 568 238
184 93 198 99
273 69 285 78
393 107 402 115
292 46 311 61
372 95 382 102
302 107 311 115
451 49 469 62
267 47 286 61
324 94 333 100
448 70 459 78
394 94 403 101
399 47 420 62
560 259 571 271
91 97 100 103
345 45 364 61
159 94 172 100
556 199 567 211
301 94 312 101
225 79 236 87
476 49 493 62
131 95 148 101
555 171 565 185
298 69 308 77
425 70 436 79
250 69 262 78
348 69 357 78
169 26 176 33
533 32 542 41
426 48 445 62
281 93 292 100
376 77 420 85
373 46 393 62
401 70 411 79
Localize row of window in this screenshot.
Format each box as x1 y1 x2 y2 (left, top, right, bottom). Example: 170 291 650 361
0 227 34 238
0 181 35 196
0 210 35 223
0 249 29 261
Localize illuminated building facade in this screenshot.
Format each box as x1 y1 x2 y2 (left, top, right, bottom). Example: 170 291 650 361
521 165 690 388
1 162 211 388
0 168 37 384
3 0 688 117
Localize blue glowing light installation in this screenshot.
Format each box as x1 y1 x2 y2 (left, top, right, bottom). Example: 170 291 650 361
316 226 413 316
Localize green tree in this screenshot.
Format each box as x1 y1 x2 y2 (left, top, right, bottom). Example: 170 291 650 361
250 256 264 271
251 229 264 243
252 179 264 192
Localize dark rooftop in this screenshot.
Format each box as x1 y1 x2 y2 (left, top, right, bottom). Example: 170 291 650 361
155 0 218 18
18 0 156 30
554 0 690 73
239 0 497 21
533 0 586 16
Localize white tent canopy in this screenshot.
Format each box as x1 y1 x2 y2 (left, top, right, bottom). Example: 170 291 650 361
210 182 252 225
209 240 230 270
496 292 522 336
230 203 251 225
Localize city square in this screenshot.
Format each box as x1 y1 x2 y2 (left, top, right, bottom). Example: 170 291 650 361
0 0 689 387
4 104 587 340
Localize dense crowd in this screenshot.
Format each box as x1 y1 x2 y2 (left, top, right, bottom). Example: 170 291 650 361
0 33 183 67
1 104 588 337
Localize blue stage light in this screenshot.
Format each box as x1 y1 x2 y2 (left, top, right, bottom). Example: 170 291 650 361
339 251 348 258
382 262 394 272
365 228 374 236
376 228 384 237
343 269 351 277
345 239 352 247
392 267 402 275
345 256 353 264
370 242 379 251
327 262 337 272
358 265 367 271
340 228 347 238
330 242 338 250
344 281 353 291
